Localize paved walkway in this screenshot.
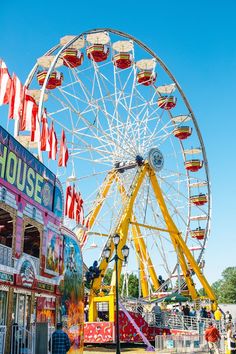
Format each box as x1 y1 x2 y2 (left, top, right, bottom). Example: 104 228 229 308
84 346 150 353
84 346 209 353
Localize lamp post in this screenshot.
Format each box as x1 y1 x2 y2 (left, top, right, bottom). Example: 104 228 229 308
103 234 129 354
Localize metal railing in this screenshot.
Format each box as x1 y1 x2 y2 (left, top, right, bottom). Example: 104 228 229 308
0 326 6 354
0 244 12 267
122 300 228 334
10 324 35 354
155 334 225 353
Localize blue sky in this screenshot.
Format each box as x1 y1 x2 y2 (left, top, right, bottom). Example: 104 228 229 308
1 0 236 285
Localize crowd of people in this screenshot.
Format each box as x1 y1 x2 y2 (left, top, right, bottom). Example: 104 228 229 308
149 302 235 353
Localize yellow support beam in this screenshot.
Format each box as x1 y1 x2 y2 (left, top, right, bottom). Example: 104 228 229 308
131 222 149 297
115 174 160 295
129 221 177 235
147 166 217 309
109 165 147 291
85 170 116 230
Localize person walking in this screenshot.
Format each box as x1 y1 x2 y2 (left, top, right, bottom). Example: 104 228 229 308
152 302 162 326
226 323 236 354
50 322 71 354
225 311 233 324
205 321 221 354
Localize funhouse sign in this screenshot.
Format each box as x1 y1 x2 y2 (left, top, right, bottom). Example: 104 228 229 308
0 125 56 211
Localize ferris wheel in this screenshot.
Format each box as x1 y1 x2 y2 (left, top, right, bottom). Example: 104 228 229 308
15 28 214 303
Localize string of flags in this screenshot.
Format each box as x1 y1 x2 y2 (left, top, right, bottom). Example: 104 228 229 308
0 59 89 230
65 185 84 224
0 59 69 167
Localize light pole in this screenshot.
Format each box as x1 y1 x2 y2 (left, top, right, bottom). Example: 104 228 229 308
103 234 129 354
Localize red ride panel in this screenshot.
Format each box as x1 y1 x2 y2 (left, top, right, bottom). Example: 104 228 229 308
84 321 114 343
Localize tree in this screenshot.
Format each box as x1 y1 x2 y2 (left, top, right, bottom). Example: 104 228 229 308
103 268 139 298
198 266 236 304
217 267 236 303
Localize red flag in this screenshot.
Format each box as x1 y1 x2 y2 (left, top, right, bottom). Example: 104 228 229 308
40 110 50 151
76 193 84 224
8 74 24 120
20 92 38 131
65 185 72 216
48 122 58 160
0 60 12 105
58 130 69 167
80 217 90 248
68 185 76 219
31 113 40 142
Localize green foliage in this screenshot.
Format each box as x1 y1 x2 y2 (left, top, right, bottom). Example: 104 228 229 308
217 267 236 303
102 268 139 298
199 266 236 304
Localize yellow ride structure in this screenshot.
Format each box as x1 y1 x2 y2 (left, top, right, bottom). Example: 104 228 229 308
81 160 217 323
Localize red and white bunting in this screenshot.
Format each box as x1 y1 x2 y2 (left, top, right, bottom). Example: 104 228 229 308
75 193 84 224
48 122 58 160
58 129 69 167
20 92 38 131
65 185 73 217
31 113 40 142
68 185 76 219
0 60 12 105
80 218 90 248
40 110 50 151
8 74 24 120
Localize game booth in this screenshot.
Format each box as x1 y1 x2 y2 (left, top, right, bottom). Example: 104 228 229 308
0 125 84 353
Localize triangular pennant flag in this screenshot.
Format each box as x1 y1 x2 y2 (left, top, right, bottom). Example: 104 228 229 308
8 74 24 120
48 122 58 160
0 60 12 105
58 129 69 167
20 92 38 131
40 110 50 151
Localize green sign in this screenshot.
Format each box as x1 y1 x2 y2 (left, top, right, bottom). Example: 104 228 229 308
0 271 13 282
37 281 54 292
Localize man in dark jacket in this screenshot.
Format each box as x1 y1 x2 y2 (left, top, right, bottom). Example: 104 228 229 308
51 323 71 354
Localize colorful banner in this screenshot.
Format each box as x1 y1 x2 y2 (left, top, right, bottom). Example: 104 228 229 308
53 181 63 218
0 125 56 211
60 235 84 353
46 230 61 274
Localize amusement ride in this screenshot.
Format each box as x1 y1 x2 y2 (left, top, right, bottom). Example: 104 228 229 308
11 28 217 341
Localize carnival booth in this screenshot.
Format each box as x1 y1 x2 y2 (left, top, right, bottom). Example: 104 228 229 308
0 126 83 353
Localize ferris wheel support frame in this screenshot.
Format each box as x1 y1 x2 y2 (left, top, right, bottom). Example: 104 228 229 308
88 162 216 323
116 177 161 296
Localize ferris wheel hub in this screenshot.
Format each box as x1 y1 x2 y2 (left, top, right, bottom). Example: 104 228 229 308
148 148 164 171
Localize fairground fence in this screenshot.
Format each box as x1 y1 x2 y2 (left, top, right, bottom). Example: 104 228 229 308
155 334 226 353
125 301 234 334
10 324 35 354
0 326 6 354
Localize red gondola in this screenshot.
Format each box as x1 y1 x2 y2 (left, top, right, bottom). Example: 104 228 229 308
137 71 156 86
185 159 203 172
37 71 63 90
190 194 208 206
158 96 177 110
173 126 192 140
191 228 205 240
87 44 109 62
62 48 84 68
113 53 132 69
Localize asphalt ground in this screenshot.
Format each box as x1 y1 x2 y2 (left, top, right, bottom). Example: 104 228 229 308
84 344 150 353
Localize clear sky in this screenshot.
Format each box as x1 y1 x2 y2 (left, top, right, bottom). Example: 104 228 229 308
1 0 236 285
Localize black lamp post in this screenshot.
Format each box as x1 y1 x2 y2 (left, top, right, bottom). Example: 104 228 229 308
103 234 129 354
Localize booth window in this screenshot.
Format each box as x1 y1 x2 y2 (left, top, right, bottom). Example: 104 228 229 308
23 223 40 258
0 207 13 248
